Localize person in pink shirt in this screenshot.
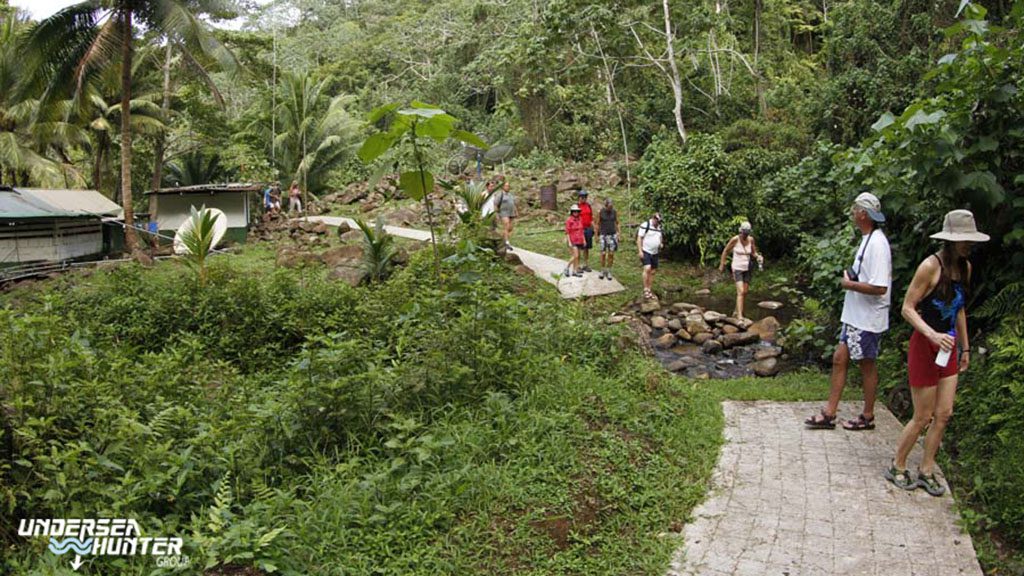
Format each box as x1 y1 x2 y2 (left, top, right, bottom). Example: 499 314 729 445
564 204 585 277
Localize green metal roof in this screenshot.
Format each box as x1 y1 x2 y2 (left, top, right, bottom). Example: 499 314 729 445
0 187 122 219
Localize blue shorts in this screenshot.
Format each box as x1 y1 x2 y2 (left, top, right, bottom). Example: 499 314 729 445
583 227 594 249
839 324 883 361
641 251 659 269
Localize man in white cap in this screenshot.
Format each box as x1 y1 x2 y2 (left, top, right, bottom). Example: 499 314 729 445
806 191 892 431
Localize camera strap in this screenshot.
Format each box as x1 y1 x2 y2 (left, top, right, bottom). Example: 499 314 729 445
854 230 875 277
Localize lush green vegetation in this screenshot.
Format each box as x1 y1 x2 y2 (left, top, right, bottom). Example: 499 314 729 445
2 0 1024 571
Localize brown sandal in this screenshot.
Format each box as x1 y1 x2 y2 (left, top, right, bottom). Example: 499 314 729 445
804 410 837 430
842 414 875 431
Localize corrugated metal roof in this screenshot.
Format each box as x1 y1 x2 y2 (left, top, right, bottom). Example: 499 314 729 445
0 187 123 219
146 182 266 195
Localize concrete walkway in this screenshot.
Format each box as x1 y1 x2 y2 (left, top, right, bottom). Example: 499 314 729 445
307 216 626 299
668 401 983 576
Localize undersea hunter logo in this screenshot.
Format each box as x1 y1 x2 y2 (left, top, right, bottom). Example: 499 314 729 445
19 518 187 571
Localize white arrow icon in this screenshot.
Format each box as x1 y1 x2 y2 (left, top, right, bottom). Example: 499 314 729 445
70 555 83 570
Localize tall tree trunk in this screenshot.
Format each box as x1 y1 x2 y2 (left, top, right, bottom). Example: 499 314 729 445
93 140 104 193
150 41 173 220
663 0 687 143
754 0 766 116
120 9 138 253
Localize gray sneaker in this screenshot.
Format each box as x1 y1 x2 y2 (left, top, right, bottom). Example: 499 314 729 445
573 271 583 277
605 272 613 281
582 266 592 272
598 270 606 279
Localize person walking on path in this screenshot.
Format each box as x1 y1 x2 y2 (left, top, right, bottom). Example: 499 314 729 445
288 181 302 214
805 192 892 431
637 212 664 300
595 198 620 280
577 190 594 272
718 221 761 319
564 204 585 277
495 181 518 251
481 180 496 218
885 210 988 495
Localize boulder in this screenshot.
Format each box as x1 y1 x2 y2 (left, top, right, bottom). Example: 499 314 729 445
753 357 780 377
667 357 702 372
686 316 711 335
640 299 661 314
328 266 367 287
721 331 761 349
392 247 410 266
702 339 724 354
312 222 329 235
675 328 692 341
320 245 364 268
651 316 668 329
758 300 785 310
692 370 711 380
695 288 711 296
755 347 783 361
338 185 369 204
667 318 683 331
607 315 631 324
672 302 700 313
722 324 739 335
339 230 363 243
749 316 782 341
692 332 715 345
336 222 353 237
653 333 677 349
703 310 727 323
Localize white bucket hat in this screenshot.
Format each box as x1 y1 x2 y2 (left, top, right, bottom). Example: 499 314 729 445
930 209 990 242
569 204 580 212
739 221 752 232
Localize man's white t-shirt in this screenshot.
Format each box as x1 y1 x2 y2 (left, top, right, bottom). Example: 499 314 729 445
840 229 892 333
638 220 663 254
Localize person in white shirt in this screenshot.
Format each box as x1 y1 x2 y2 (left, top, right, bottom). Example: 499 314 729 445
805 192 892 431
636 213 664 300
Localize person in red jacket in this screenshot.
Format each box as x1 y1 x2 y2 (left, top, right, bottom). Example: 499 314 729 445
577 190 594 272
564 204 585 277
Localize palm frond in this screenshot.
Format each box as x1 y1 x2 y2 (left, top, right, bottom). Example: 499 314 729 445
355 217 397 284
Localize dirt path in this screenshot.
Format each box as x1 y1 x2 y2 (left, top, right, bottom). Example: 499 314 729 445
668 401 983 576
307 216 626 299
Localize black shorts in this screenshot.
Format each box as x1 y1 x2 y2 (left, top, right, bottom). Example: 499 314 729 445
583 227 594 249
642 251 659 269
733 269 752 283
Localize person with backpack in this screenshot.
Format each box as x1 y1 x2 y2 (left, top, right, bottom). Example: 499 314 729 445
884 210 988 495
595 197 620 280
564 204 585 277
805 192 892 432
636 212 664 299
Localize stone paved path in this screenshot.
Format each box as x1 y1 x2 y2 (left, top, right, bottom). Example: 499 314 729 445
668 401 983 576
307 216 626 299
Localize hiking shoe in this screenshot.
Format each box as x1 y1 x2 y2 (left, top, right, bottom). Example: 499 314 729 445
582 266 592 272
563 267 571 277
598 270 606 279
573 271 583 277
884 462 917 491
505 242 514 251
916 471 946 496
605 272 613 281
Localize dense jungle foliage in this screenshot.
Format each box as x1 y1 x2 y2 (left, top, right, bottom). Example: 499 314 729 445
1 0 1024 571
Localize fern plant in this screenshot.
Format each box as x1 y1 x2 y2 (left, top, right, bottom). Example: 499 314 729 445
975 281 1024 324
355 217 397 284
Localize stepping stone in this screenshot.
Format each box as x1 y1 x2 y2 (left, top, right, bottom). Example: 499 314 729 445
758 300 784 310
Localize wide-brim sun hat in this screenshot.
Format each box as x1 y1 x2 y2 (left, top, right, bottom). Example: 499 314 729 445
930 209 990 242
569 204 580 212
853 191 885 223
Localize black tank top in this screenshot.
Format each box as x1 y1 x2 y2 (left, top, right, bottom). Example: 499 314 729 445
598 208 617 235
917 255 965 333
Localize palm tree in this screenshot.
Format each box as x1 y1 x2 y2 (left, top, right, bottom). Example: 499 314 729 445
23 0 237 254
162 150 236 187
271 72 360 195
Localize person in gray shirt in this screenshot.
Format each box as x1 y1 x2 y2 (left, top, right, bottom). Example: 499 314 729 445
595 198 621 280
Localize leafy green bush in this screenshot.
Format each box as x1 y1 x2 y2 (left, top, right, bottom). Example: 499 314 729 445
948 319 1024 560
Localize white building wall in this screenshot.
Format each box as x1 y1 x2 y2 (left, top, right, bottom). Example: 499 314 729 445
155 193 249 231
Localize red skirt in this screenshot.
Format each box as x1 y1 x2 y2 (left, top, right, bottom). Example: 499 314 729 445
908 330 958 388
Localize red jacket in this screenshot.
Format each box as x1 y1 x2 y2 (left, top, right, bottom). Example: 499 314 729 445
565 215 585 245
578 201 593 228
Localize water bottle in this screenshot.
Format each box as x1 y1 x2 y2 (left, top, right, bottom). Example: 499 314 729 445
935 329 956 367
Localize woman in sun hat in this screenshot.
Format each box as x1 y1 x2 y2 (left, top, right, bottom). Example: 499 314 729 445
885 210 989 496
719 220 760 319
